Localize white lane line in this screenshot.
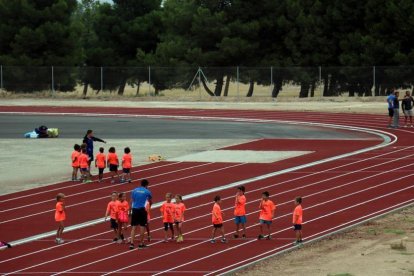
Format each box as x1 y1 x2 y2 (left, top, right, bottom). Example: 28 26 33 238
2 145 410 264
0 161 181 203
114 184 414 276
0 162 218 223
0 162 208 214
49 173 414 276
5 159 413 275
213 199 414 276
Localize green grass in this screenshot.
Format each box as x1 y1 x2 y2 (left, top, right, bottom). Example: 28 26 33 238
384 228 406 235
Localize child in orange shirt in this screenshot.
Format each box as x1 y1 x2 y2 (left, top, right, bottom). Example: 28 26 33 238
107 147 120 184
121 147 132 183
55 193 66 244
174 194 186 243
211 195 227 243
95 147 106 182
117 192 129 243
293 196 303 246
145 200 151 242
258 191 276 240
71 144 81 181
104 191 119 242
79 148 92 183
233 186 247 239
160 193 175 242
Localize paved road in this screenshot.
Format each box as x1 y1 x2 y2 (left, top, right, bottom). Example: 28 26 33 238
0 114 369 139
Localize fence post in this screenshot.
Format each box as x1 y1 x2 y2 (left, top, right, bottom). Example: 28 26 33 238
148 66 151 95
270 66 273 97
373 66 376 95
0 65 3 91
236 66 239 100
198 67 201 100
100 67 103 91
51 66 55 94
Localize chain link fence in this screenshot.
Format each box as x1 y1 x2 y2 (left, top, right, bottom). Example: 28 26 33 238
1 66 413 99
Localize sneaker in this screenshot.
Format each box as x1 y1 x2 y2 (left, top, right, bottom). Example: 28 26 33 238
128 179 132 183
147 235 151 242
210 239 216 244
55 238 60 244
120 234 125 240
129 243 134 250
84 179 92 183
242 234 246 239
111 180 115 184
233 234 239 239
293 241 302 246
58 239 64 244
112 238 118 242
117 239 122 244
120 178 125 183
258 234 264 240
221 238 228 243
266 235 271 240
138 244 148 249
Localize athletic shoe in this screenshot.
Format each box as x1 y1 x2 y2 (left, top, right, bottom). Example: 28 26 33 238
120 178 125 183
221 238 228 243
117 239 122 244
242 234 247 239
128 179 132 183
266 235 271 240
58 239 64 244
111 180 115 184
129 243 134 250
293 241 302 246
147 235 151 242
138 244 148 249
233 234 239 239
112 238 118 242
210 239 216 244
55 238 60 244
257 234 264 240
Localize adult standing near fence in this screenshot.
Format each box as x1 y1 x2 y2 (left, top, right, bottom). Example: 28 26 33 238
129 179 152 250
387 89 396 128
392 91 400 128
402 91 414 127
82 130 106 170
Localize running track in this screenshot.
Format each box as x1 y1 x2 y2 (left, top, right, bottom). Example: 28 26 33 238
1 106 413 275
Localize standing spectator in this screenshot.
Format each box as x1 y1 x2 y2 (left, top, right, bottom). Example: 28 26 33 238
55 193 66 244
83 130 106 171
292 196 303 246
386 89 395 128
233 186 247 239
392 91 400 128
129 179 152 250
402 91 414 127
258 191 276 240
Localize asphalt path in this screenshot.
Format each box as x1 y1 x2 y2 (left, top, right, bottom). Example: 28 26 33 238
0 114 371 139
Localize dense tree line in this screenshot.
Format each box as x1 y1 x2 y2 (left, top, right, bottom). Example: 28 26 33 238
0 0 413 97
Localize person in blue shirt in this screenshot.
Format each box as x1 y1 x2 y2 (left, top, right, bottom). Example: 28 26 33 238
129 179 152 249
387 90 395 128
82 130 106 169
392 91 401 128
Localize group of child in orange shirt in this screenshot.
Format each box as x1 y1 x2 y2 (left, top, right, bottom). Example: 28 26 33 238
71 144 133 184
55 185 303 246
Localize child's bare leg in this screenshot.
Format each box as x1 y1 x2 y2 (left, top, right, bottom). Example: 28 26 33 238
242 223 246 236
146 223 151 241
211 228 217 240
267 224 271 237
235 223 240 236
259 224 263 235
170 224 175 239
221 226 225 239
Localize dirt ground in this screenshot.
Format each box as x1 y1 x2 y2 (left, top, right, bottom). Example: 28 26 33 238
237 205 414 276
1 96 412 275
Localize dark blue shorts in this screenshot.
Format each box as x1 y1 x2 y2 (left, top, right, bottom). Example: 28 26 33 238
234 216 247 224
109 164 118 172
259 219 272 225
80 168 88 172
110 218 118 229
164 222 173 231
123 168 131 173
213 223 223 228
293 224 302 231
98 168 104 174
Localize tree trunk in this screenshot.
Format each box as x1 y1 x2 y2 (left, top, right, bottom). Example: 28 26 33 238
214 73 224 96
117 78 127 95
246 79 255 97
82 82 88 98
365 85 373 96
201 77 215 96
310 81 316 97
223 75 230 96
299 81 310 98
328 75 337 96
271 78 283 98
323 76 329 96
135 80 141 96
349 85 355 97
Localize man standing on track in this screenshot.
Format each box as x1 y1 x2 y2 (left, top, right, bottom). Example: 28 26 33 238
129 179 152 250
82 130 106 171
387 89 395 128
401 91 414 127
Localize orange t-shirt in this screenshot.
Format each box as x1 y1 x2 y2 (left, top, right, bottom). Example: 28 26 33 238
55 202 66 222
160 201 174 223
212 203 223 224
122 153 132 169
79 153 89 169
145 201 151 220
293 204 303 224
107 152 118 166
71 150 80 168
234 194 246 216
174 202 186 222
259 199 276 221
117 200 129 214
106 200 120 219
95 153 106 169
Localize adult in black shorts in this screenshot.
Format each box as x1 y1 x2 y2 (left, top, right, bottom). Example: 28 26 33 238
129 179 152 249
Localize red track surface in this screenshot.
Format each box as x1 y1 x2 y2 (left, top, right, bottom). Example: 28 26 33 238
1 106 414 275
